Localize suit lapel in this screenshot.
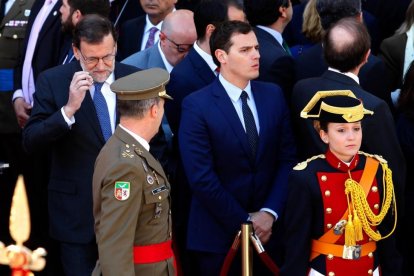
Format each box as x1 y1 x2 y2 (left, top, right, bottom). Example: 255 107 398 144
211 80 253 161
189 48 216 85
36 0 60 44
148 45 165 69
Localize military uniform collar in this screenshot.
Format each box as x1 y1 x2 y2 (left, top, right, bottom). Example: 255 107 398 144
118 124 149 151
325 149 359 172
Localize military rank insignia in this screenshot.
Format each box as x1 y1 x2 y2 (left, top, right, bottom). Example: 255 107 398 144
114 181 130 201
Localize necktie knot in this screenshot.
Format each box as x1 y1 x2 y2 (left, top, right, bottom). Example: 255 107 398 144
94 82 104 93
241 90 249 103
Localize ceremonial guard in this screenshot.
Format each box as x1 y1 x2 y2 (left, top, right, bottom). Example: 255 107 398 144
92 68 175 276
281 91 402 276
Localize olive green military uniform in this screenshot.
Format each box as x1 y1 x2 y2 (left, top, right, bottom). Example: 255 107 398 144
93 126 174 276
0 0 34 132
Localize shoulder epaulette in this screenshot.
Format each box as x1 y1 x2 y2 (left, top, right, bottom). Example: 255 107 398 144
358 151 388 164
293 154 325 171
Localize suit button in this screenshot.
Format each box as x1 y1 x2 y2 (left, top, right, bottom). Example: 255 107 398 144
368 269 373 275
326 223 332 229
325 190 331 197
371 186 378 192
368 252 373 258
321 175 327 181
328 272 335 276
374 204 379 210
327 254 334 260
326 207 332 214
13 34 18 39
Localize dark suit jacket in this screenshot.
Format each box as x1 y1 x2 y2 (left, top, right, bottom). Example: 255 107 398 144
294 43 393 110
165 47 216 135
117 15 146 61
291 70 405 211
254 27 295 101
379 33 406 92
22 61 138 243
179 78 296 253
14 0 63 90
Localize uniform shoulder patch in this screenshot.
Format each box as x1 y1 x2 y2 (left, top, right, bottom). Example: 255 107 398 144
114 181 130 201
358 151 387 164
293 154 325 170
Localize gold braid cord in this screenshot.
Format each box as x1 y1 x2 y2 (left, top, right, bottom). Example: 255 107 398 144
344 162 397 242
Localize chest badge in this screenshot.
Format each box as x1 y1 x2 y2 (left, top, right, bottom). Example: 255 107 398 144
147 175 154 185
114 181 130 201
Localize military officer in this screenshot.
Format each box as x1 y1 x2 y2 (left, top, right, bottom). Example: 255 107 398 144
0 0 34 245
92 68 175 276
281 91 402 276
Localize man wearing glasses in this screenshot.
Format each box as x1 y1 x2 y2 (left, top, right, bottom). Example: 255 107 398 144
22 15 138 276
122 9 196 72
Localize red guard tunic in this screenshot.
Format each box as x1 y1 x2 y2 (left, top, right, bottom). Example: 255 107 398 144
281 150 401 276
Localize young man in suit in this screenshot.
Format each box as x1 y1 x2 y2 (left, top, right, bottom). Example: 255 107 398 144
22 15 138 276
179 20 296 275
294 0 393 110
117 0 177 60
244 0 295 100
291 17 405 224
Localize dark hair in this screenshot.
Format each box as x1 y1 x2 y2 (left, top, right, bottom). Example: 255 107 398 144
68 0 110 18
194 0 228 41
244 0 290 26
210 20 253 67
398 61 414 120
323 17 370 72
117 98 160 119
73 15 117 49
316 0 361 30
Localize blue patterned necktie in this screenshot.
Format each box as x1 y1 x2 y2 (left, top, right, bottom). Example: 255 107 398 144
240 91 258 157
145 27 158 49
93 82 112 141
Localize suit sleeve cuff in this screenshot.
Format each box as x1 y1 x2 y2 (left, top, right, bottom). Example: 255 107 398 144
260 208 278 221
61 107 75 127
12 89 23 102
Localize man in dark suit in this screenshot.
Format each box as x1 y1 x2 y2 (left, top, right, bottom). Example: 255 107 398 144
163 1 227 274
179 20 296 276
12 0 62 128
117 0 176 60
294 0 393 110
244 0 295 100
22 15 138 276
291 18 405 216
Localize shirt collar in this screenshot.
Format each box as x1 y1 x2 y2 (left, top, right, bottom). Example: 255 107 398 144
219 74 252 103
193 41 217 72
144 14 163 33
328 67 360 84
256 25 283 46
158 42 174 73
119 124 150 151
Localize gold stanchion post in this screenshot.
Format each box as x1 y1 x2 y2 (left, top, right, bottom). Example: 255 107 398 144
241 222 253 276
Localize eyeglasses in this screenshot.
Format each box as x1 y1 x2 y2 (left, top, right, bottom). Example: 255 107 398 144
78 48 116 66
162 32 193 53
